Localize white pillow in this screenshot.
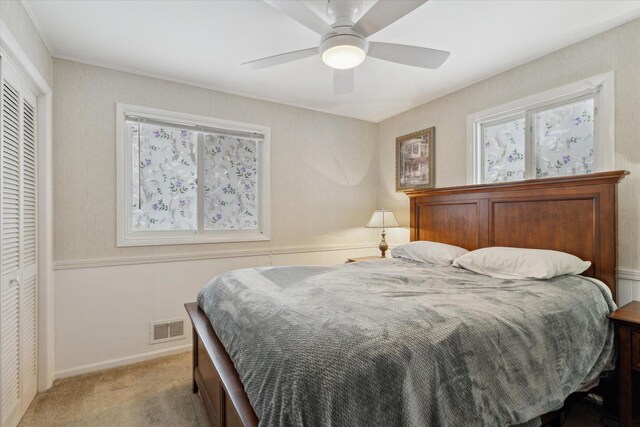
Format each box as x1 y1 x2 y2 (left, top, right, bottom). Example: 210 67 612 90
391 241 469 265
452 247 591 280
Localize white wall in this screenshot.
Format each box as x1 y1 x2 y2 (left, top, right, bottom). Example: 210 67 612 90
54 245 380 377
618 270 640 306
377 18 640 304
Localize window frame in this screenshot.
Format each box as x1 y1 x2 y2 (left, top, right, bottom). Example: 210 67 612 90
116 103 270 247
467 72 614 184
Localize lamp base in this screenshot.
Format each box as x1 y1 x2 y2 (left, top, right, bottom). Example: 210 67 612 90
378 230 388 258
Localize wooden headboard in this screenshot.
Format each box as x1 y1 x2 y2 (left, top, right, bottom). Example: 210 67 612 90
406 171 627 300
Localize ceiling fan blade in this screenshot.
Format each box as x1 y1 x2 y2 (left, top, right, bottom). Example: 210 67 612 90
353 0 427 38
368 42 450 69
333 69 354 95
243 47 318 70
263 0 332 35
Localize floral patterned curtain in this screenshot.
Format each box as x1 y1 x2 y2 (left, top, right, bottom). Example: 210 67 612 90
534 98 594 178
482 117 525 183
128 119 259 232
203 134 258 230
481 96 595 184
130 122 198 231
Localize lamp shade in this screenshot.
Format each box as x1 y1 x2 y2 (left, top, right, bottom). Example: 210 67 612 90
366 210 400 229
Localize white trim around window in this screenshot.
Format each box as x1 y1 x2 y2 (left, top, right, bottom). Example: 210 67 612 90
467 72 614 184
116 104 270 247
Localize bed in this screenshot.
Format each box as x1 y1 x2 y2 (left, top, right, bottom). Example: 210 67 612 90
185 170 627 427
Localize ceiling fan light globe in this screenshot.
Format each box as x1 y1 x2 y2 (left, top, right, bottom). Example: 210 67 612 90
322 45 366 69
319 33 369 70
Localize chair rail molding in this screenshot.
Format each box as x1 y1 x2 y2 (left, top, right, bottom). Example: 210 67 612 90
52 242 380 270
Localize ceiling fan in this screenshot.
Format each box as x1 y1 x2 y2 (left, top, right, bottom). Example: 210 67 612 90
243 0 450 95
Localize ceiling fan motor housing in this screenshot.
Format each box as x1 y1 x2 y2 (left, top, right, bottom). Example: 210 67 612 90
326 0 364 27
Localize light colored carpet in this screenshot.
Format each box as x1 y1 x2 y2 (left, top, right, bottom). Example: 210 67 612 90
19 352 208 427
19 351 616 426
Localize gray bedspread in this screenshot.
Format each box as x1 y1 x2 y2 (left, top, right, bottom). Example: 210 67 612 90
197 258 616 427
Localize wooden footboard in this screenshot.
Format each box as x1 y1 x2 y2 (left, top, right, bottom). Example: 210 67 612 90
185 302 258 427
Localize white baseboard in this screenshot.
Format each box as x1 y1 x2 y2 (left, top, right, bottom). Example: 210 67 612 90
54 344 191 380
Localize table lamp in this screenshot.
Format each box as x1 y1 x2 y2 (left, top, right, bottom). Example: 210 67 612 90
366 210 400 258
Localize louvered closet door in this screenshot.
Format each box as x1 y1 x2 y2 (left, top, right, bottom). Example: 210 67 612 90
20 86 38 412
0 56 38 427
0 57 22 427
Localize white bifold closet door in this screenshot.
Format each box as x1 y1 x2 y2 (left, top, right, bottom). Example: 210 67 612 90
0 55 38 427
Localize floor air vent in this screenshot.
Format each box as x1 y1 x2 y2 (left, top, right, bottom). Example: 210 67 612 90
150 318 187 344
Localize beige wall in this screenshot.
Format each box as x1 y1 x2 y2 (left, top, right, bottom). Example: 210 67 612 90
377 18 640 271
53 59 379 262
1 0 52 86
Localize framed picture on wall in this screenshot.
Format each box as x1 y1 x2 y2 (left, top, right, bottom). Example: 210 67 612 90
396 127 435 192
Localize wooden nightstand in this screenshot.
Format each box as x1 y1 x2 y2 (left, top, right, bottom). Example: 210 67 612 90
608 301 640 427
346 256 384 263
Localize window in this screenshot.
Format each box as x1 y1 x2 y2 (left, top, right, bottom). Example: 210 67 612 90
116 104 270 246
468 73 613 184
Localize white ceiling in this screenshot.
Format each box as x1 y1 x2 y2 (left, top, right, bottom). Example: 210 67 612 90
24 0 640 122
